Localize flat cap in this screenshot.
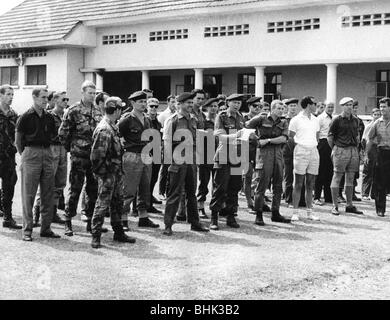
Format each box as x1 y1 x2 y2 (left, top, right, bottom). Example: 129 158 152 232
147 98 159 106
339 97 354 106
226 93 246 101
247 96 262 105
176 92 196 103
203 97 219 108
128 91 147 101
285 98 299 105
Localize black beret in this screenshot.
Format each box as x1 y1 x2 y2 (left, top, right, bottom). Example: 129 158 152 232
247 96 262 105
226 93 246 101
128 91 147 101
177 92 196 103
203 98 219 108
285 98 299 105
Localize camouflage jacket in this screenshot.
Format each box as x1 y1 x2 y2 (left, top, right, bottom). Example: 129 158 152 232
48 109 64 145
0 107 18 160
59 101 102 158
91 117 123 175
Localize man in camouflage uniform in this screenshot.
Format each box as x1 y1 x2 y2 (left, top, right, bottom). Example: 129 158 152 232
90 97 136 249
59 80 106 236
0 85 21 229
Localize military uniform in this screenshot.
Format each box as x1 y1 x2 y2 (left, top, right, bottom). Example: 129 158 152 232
59 101 102 226
118 111 157 226
0 107 18 227
209 109 245 228
90 117 124 236
163 111 201 228
247 113 290 223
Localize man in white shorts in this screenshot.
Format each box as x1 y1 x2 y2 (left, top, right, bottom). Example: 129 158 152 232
288 96 320 221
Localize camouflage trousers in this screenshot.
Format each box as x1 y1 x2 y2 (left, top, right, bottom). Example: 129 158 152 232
0 158 17 220
91 172 123 237
65 156 97 221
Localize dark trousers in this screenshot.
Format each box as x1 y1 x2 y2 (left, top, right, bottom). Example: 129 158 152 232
209 164 242 215
374 149 390 213
65 156 97 221
158 164 170 196
164 164 200 227
150 164 161 205
283 155 294 204
315 139 333 202
254 146 284 212
197 164 214 203
362 147 377 197
0 158 17 220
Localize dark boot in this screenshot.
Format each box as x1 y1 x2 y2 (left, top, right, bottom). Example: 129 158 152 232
255 211 265 226
113 226 136 243
271 211 291 224
52 206 65 225
138 217 160 228
226 215 240 229
91 235 101 249
64 220 73 237
87 221 108 233
3 218 22 230
33 205 41 228
163 225 173 236
210 211 219 230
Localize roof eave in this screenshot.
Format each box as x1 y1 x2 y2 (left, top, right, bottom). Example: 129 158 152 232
83 0 372 27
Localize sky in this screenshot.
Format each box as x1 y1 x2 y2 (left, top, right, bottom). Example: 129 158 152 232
0 0 25 15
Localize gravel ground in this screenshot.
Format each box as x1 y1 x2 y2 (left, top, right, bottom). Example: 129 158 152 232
1 158 390 300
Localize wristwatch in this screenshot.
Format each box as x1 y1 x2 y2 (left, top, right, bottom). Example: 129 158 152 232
268 138 271 144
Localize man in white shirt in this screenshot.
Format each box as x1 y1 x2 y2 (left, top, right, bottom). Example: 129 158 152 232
314 101 335 205
288 96 320 221
157 95 177 199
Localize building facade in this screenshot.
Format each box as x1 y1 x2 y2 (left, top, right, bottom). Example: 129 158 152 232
0 0 389 114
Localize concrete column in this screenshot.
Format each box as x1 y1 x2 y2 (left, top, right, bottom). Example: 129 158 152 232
326 63 338 106
255 66 265 99
84 72 94 82
142 70 150 90
18 65 25 86
96 72 104 92
194 68 204 90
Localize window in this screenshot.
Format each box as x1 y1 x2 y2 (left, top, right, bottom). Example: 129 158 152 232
238 73 282 103
26 65 46 85
102 34 136 45
0 67 18 86
150 29 188 41
268 18 320 33
342 13 390 28
204 24 249 37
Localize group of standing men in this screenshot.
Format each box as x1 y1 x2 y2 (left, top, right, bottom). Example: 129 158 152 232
0 80 389 248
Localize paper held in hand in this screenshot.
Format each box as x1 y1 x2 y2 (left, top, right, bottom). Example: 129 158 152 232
237 128 256 142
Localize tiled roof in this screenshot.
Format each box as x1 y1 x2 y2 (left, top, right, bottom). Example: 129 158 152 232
0 0 266 46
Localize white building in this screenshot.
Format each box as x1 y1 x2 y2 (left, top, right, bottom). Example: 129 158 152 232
0 0 389 114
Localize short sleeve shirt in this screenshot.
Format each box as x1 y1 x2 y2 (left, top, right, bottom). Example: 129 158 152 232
328 114 359 148
368 117 390 149
288 111 319 148
16 107 56 148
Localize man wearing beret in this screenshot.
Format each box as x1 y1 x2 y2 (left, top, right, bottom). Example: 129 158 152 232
162 92 209 236
328 97 363 216
209 94 248 230
197 97 219 218
90 97 136 248
118 91 160 229
242 96 262 211
247 99 292 225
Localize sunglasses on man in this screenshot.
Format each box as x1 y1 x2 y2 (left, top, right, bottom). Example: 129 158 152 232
149 105 159 109
62 98 69 102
